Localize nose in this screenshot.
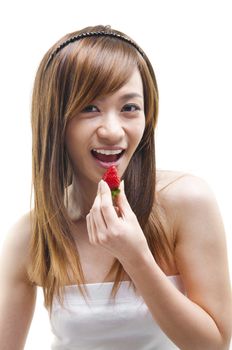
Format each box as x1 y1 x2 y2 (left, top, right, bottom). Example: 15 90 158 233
96 112 125 143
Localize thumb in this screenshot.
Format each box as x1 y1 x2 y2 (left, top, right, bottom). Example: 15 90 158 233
119 179 125 192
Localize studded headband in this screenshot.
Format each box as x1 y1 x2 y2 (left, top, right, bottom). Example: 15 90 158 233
45 29 146 69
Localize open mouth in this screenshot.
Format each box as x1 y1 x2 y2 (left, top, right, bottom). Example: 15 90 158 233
91 149 125 163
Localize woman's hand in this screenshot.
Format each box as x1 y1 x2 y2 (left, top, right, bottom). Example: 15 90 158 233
86 180 150 265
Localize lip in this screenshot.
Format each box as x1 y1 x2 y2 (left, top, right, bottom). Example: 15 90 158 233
91 146 126 151
94 159 121 169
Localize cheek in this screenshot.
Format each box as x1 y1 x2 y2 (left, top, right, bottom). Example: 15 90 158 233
65 124 84 163
65 119 89 149
65 129 77 157
132 118 146 146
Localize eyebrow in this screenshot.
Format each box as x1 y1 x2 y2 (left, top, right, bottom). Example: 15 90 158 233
119 93 143 101
95 92 143 104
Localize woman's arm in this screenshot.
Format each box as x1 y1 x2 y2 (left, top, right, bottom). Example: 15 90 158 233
0 213 37 350
120 175 232 350
87 176 232 349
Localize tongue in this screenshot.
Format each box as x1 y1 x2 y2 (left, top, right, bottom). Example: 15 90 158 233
92 151 119 163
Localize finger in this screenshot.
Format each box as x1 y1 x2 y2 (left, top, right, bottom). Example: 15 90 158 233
100 180 118 226
116 180 132 216
114 205 121 217
86 182 101 244
89 181 108 244
86 213 95 244
91 191 107 231
89 210 99 245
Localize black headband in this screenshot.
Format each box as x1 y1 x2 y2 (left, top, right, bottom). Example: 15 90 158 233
46 29 146 69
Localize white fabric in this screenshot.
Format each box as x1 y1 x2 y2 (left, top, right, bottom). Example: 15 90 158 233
49 275 185 350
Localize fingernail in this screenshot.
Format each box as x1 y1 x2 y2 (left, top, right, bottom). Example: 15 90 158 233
97 181 101 194
100 179 106 192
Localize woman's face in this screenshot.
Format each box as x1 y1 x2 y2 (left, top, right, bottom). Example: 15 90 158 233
65 68 145 187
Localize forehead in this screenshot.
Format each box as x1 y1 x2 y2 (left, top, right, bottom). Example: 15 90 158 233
59 40 146 118
96 69 144 102
119 69 143 93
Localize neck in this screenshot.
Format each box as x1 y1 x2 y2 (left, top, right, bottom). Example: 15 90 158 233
65 175 98 221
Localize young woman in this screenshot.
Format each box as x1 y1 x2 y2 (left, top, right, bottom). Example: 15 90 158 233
0 25 231 350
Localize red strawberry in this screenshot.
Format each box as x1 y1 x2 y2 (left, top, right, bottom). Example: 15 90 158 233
102 166 120 198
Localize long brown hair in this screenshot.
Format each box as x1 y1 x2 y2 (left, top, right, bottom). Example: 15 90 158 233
29 25 173 315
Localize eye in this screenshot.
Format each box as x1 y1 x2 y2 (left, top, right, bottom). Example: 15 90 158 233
81 105 99 113
121 104 141 112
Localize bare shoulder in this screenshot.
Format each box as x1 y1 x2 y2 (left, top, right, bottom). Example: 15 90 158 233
155 169 226 263
156 168 191 193
157 170 232 340
1 211 33 284
0 212 37 349
3 211 33 254
160 170 227 262
156 169 216 220
156 169 208 195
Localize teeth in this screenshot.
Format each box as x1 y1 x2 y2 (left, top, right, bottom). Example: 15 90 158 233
92 149 123 155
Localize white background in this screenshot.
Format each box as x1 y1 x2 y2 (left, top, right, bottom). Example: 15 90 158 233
0 1 231 349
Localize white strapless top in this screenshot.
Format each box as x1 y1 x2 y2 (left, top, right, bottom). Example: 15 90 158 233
49 275 184 350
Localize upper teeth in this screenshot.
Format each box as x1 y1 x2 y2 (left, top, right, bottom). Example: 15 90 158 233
93 149 123 155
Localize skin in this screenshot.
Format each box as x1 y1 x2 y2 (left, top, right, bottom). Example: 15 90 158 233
65 68 145 218
85 175 232 349
0 68 231 349
65 68 232 348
